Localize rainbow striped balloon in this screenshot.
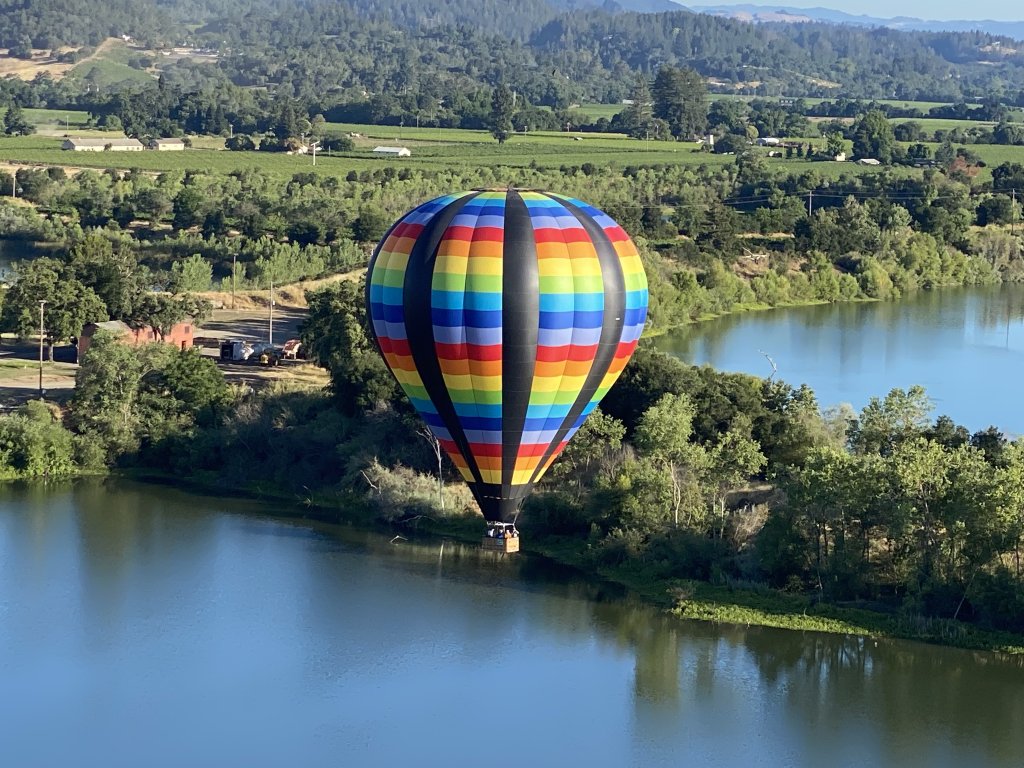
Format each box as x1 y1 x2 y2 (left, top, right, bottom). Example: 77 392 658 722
366 189 648 522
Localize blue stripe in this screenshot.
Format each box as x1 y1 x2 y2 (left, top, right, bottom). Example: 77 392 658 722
539 310 603 329
538 293 604 312
382 304 405 323
431 290 502 311
454 403 501 419
431 308 502 327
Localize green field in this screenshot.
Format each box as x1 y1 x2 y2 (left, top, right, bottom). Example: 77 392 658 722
0 130 907 182
891 117 998 133
5 110 1023 183
23 109 91 132
575 103 626 119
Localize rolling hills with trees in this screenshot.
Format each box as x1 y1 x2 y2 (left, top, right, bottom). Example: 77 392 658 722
3 0 1024 114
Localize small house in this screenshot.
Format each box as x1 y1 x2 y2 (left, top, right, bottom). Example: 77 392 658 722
372 146 411 157
148 138 186 151
79 320 195 357
62 138 145 152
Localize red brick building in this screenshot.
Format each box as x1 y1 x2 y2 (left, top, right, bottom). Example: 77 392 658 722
78 320 195 357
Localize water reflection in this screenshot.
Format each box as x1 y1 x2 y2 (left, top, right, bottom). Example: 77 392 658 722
2 480 1023 767
655 285 1024 433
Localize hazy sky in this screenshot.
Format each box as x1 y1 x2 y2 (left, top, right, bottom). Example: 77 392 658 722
704 2 1024 21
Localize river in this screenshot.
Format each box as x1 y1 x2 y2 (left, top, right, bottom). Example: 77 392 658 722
654 284 1024 435
2 480 1023 767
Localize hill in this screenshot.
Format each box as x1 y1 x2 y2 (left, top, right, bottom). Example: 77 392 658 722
1 0 1024 104
691 4 1024 42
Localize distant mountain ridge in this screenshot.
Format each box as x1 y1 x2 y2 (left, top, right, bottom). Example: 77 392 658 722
690 4 1024 42
549 0 683 11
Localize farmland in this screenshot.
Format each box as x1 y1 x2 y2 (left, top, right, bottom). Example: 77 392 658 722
2 104 1023 188
0 116 915 182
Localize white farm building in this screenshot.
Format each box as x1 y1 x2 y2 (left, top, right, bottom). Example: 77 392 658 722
148 138 186 151
62 138 144 152
372 146 411 157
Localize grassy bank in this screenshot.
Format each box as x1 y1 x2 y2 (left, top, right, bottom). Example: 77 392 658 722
357 513 1024 656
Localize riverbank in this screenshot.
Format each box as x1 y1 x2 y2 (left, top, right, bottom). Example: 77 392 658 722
116 468 1024 656
523 534 1024 656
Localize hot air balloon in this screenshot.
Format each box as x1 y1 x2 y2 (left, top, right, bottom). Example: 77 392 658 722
366 189 648 531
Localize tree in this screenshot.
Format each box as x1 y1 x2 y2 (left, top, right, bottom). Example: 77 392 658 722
0 258 106 355
69 331 148 457
352 207 390 243
825 133 845 158
851 109 895 164
0 401 76 479
848 386 932 456
170 254 213 293
620 75 654 139
3 104 35 136
652 66 707 140
65 233 147 321
489 84 514 144
129 293 211 340
172 187 206 230
143 348 230 426
300 281 397 414
634 393 707 529
549 408 625 486
225 135 256 151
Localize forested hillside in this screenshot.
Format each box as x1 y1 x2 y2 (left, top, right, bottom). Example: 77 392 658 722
3 0 1024 104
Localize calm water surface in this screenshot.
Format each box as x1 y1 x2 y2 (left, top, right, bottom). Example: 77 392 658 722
2 480 1023 767
655 284 1024 434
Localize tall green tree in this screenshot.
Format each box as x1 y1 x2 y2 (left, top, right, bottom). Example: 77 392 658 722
652 66 707 140
851 109 896 164
300 281 397 414
489 84 515 144
3 104 35 136
65 233 148 321
620 74 654 139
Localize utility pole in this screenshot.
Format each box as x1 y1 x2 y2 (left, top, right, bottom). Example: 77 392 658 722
231 252 237 310
807 190 814 217
38 300 46 399
1013 188 1017 236
310 140 319 167
269 276 274 346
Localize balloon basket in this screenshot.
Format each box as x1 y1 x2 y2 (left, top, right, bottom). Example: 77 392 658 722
481 522 520 554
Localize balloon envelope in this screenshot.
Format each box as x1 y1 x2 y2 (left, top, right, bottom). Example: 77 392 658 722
366 190 648 521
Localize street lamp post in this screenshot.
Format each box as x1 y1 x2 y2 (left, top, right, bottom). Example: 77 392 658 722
269 277 274 346
38 300 46 399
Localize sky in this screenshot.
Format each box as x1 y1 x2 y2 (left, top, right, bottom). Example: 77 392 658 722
699 2 1024 22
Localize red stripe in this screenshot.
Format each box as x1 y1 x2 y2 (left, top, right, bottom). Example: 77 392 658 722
435 342 502 362
468 443 503 457
381 338 411 357
535 344 598 363
533 227 589 244
439 439 464 455
516 443 552 458
391 221 424 240
602 225 629 241
444 225 503 243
